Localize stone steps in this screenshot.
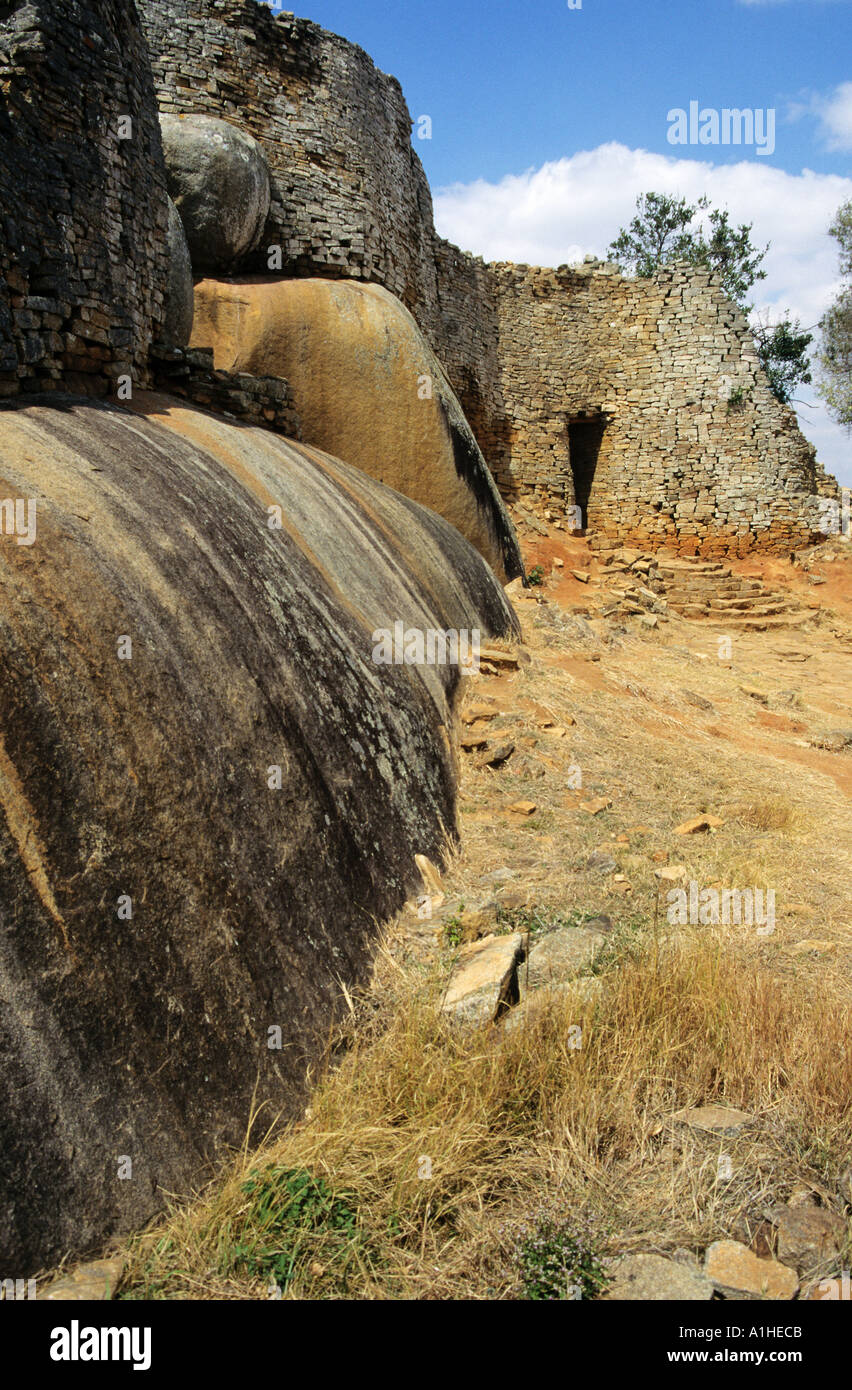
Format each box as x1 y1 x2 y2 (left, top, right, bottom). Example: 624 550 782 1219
668 591 756 608
716 612 811 632
601 550 813 630
665 584 743 598
705 601 794 618
704 598 766 612
658 564 730 579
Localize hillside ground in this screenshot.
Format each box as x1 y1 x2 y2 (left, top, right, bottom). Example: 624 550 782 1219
64 531 852 1301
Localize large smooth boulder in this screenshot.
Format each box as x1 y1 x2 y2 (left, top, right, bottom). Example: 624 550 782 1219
159 114 270 273
160 196 194 346
191 278 525 583
0 393 518 1274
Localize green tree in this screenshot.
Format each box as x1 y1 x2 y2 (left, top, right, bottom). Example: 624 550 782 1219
817 200 852 429
752 315 813 406
608 192 811 404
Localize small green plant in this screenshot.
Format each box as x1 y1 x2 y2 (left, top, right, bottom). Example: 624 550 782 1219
726 384 750 412
230 1166 358 1291
444 904 464 948
497 905 606 941
513 1207 610 1300
527 565 546 587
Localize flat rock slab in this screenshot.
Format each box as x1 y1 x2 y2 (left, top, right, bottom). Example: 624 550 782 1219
478 646 522 670
775 1205 846 1273
462 705 498 724
604 1253 713 1301
671 1105 753 1134
38 1257 125 1301
674 814 725 834
656 864 687 882
705 1240 798 1300
442 933 523 1027
476 741 515 768
524 927 606 993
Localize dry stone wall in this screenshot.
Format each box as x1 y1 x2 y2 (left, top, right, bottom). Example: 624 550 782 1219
464 259 838 556
137 0 838 557
149 343 301 435
0 0 170 397
138 0 442 324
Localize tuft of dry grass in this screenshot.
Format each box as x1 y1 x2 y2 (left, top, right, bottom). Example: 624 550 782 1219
731 796 798 831
114 576 852 1300
119 932 850 1300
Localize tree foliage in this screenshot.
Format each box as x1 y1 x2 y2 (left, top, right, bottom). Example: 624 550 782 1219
817 200 852 430
608 192 811 404
752 316 813 406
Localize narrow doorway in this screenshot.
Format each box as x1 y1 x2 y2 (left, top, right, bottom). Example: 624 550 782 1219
568 416 605 530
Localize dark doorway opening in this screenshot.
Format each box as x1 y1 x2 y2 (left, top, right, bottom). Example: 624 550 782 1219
568 416 605 530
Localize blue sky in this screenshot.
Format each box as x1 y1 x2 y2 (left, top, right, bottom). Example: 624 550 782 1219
261 0 852 484
288 0 851 186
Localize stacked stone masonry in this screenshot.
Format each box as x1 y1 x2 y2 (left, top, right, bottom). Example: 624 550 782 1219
150 343 302 436
1 0 839 555
139 0 443 321
0 0 170 397
136 0 839 558
450 260 839 556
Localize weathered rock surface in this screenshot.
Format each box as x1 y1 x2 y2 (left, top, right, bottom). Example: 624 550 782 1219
159 114 270 273
38 1257 125 1302
775 1203 846 1274
604 1253 714 1301
705 1240 799 1300
160 196 195 347
442 933 523 1027
190 278 524 583
501 976 601 1035
523 927 607 993
671 1106 753 1134
0 393 518 1274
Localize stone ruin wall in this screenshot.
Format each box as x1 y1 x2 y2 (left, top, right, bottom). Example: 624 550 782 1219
2 0 836 555
0 0 170 398
450 260 838 556
137 0 839 558
138 0 443 324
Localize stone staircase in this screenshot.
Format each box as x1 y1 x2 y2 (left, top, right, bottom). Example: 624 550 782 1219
602 550 814 632
655 556 811 631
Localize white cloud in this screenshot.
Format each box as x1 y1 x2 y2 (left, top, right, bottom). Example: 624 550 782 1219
788 82 852 151
434 144 852 485
816 81 852 150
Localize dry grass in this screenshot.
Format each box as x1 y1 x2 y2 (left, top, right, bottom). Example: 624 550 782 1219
113 573 851 1301
118 930 850 1301
730 797 799 832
